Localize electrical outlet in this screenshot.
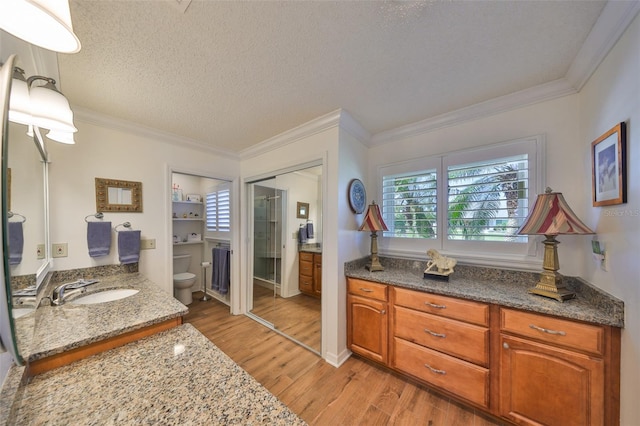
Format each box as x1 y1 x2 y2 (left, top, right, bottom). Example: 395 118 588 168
37 244 45 259
52 243 68 258
141 239 156 250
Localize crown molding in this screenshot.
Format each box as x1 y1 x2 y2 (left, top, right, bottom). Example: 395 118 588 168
73 106 239 160
239 109 343 160
565 0 640 91
371 78 576 146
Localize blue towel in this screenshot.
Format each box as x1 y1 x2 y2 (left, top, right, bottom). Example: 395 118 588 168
118 230 141 265
298 225 308 244
306 221 314 239
8 222 24 265
87 221 112 257
211 247 230 295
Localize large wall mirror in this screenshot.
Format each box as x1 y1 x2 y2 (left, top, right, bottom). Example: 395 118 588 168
0 55 51 365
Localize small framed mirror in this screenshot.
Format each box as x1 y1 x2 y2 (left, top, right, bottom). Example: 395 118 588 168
296 201 309 219
95 177 143 212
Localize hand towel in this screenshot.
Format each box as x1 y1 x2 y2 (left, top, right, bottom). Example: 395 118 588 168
211 247 230 295
118 230 141 265
298 225 308 244
306 221 314 239
87 221 112 257
8 222 24 265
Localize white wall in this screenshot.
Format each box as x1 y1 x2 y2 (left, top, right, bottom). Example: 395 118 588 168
368 94 586 274
578 13 639 425
47 119 240 295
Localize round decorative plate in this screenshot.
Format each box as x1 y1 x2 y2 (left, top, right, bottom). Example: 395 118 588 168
348 179 367 214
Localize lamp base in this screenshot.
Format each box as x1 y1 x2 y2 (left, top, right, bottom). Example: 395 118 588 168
365 260 384 272
528 271 575 302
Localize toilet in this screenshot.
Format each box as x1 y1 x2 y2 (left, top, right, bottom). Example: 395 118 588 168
173 254 196 305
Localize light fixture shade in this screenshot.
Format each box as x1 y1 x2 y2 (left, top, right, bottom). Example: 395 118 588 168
358 201 388 232
0 0 81 53
517 188 594 236
46 129 75 144
8 67 31 125
29 80 77 133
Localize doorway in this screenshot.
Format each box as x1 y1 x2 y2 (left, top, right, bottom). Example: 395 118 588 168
247 164 322 354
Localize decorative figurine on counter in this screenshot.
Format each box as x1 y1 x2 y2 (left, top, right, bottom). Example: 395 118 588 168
424 249 457 281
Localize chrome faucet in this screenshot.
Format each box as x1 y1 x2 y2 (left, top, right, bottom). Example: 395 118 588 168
51 279 98 306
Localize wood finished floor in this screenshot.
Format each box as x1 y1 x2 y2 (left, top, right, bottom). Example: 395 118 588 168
184 293 505 426
250 283 321 351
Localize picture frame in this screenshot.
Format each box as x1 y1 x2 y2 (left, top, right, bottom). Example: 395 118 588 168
296 202 309 219
591 122 627 207
186 194 201 202
95 177 143 212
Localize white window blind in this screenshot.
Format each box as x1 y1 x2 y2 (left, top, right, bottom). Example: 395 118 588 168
206 184 230 232
382 169 437 239
447 154 529 242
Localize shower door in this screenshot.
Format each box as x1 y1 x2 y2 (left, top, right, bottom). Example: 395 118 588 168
251 180 284 325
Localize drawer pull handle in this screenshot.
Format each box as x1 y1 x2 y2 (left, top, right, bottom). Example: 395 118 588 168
425 302 446 309
424 328 446 338
359 288 374 293
381 309 386 315
529 324 566 336
424 363 446 375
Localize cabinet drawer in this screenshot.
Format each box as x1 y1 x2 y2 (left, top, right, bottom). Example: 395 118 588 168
299 275 314 293
313 253 322 264
299 251 314 262
299 260 313 277
393 337 489 408
394 287 489 326
394 306 489 366
348 279 388 302
500 308 605 356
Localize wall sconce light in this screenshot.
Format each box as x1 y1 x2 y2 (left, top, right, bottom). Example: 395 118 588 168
7 67 77 144
358 201 388 272
517 187 594 302
0 0 81 54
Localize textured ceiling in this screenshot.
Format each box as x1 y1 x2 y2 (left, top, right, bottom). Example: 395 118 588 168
57 0 606 154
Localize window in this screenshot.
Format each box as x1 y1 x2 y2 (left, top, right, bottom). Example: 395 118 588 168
206 183 230 232
379 136 543 259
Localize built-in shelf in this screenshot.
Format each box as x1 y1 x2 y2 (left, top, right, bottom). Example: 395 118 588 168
172 218 203 222
173 241 204 246
172 201 203 205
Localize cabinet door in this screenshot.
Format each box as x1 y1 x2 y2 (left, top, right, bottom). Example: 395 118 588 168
347 294 388 364
499 334 605 426
313 254 322 296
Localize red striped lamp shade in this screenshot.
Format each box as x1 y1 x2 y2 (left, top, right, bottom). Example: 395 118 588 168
358 201 388 232
517 188 594 236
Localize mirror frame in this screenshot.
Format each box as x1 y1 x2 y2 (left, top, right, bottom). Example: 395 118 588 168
95 177 143 212
296 202 309 219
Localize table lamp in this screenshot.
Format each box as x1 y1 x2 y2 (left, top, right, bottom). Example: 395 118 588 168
517 187 594 302
359 201 388 272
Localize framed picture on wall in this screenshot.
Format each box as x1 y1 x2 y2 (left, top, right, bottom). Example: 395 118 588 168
591 122 627 207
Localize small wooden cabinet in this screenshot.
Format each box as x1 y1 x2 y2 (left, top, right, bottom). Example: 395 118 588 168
299 251 322 297
347 278 388 364
346 277 621 425
499 308 617 426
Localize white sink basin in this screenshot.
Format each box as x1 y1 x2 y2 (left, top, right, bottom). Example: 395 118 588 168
69 289 139 305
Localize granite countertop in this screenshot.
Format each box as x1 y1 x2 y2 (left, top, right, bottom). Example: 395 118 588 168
24 272 188 362
346 256 624 328
4 324 305 425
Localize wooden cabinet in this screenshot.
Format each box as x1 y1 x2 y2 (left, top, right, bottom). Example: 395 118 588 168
347 278 388 364
392 287 490 408
299 251 322 297
498 308 618 426
345 278 621 425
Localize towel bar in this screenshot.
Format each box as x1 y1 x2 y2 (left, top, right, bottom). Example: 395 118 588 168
85 212 104 222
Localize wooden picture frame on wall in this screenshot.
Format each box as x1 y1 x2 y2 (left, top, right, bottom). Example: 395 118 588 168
95 177 143 212
591 122 627 207
296 202 309 219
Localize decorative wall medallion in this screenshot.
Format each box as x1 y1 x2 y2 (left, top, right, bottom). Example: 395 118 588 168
348 179 366 214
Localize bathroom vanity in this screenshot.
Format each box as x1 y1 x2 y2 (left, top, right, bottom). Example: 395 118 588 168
1 271 304 424
346 257 623 426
